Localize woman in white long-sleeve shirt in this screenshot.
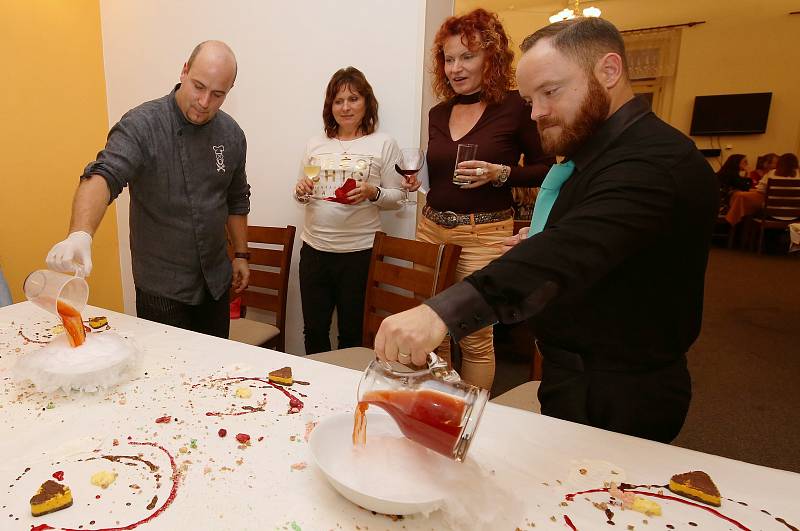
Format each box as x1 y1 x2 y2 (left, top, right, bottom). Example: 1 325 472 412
293 67 406 354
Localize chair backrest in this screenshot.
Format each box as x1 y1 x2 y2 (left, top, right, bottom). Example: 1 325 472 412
231 225 296 349
362 231 461 348
764 178 800 220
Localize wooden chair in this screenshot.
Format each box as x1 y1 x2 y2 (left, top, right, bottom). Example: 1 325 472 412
308 231 461 371
752 178 800 254
228 225 295 351
362 231 461 348
712 214 737 249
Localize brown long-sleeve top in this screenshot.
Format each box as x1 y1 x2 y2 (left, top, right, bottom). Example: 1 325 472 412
425 90 554 214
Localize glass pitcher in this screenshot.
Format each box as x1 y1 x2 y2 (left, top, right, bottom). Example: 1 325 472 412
355 353 488 462
23 269 88 347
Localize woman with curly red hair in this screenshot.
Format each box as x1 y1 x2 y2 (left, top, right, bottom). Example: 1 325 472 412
418 8 554 389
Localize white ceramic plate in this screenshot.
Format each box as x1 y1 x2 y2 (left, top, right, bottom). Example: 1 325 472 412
309 411 449 515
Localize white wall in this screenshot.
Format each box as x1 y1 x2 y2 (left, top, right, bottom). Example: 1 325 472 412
99 0 452 354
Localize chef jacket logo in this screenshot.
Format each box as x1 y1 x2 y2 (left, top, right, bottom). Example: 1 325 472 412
212 145 225 173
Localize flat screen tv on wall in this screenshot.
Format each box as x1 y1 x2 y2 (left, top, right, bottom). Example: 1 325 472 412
689 92 772 136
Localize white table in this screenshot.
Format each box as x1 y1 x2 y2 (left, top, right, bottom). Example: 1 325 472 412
1 301 798 530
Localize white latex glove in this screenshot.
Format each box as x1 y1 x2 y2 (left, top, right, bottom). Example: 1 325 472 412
46 231 93 276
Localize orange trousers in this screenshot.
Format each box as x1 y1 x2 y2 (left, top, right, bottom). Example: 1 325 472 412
416 214 513 390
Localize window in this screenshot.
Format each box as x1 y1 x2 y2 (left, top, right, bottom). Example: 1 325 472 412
624 28 682 121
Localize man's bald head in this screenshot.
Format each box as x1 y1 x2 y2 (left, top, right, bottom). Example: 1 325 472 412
176 40 238 125
186 40 238 86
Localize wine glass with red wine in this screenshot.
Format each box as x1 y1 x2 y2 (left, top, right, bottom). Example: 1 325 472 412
395 148 424 206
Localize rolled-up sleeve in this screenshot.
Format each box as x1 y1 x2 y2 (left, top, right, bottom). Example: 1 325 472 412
81 112 146 203
227 133 251 215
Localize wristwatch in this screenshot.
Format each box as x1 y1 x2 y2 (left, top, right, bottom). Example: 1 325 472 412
234 252 251 260
369 186 382 202
492 165 511 187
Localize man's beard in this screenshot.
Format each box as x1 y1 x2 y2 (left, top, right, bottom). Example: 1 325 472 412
537 75 610 157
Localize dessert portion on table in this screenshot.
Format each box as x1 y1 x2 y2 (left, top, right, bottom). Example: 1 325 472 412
669 470 722 506
30 479 73 516
563 467 796 530
88 316 109 330
268 366 293 386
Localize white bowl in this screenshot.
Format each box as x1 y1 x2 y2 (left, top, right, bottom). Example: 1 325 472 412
309 411 448 515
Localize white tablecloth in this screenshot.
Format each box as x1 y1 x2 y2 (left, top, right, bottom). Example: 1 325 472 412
1 302 798 530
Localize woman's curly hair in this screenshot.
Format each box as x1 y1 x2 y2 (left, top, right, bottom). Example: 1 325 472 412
431 8 515 105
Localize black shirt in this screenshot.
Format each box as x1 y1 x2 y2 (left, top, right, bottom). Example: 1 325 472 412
426 90 553 214
83 85 250 304
427 97 719 367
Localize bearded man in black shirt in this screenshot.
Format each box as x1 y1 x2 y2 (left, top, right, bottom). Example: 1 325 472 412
374 18 718 443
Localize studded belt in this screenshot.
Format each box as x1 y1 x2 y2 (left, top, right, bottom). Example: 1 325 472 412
422 205 514 229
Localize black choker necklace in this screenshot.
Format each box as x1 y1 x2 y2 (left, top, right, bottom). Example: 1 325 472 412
453 91 482 105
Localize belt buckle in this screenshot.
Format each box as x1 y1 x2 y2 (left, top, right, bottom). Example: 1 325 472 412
441 211 459 229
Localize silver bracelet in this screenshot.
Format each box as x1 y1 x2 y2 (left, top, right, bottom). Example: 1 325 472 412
492 165 511 187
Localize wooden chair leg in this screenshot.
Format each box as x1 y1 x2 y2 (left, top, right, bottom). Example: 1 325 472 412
727 222 736 249
757 225 765 254
529 341 543 381
264 333 284 352
741 220 754 251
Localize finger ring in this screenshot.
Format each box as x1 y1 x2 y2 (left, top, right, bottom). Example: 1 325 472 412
475 167 485 176
398 352 411 362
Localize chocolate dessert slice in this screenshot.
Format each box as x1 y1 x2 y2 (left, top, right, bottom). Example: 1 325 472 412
30 479 73 516
268 366 293 386
668 471 721 506
88 316 109 329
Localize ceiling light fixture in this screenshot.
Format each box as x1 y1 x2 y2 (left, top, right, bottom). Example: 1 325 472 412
549 0 602 23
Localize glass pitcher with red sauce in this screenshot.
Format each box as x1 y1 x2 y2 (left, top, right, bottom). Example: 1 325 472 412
355 354 488 462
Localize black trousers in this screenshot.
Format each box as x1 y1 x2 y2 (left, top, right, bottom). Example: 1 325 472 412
299 243 371 354
536 342 692 443
135 287 230 339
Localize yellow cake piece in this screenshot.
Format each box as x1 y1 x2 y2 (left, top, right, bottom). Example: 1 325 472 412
668 471 721 507
268 366 293 386
30 480 73 516
631 496 662 516
235 386 252 399
88 316 109 329
91 470 118 489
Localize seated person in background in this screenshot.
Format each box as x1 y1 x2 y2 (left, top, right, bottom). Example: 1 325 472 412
293 67 408 355
716 154 750 214
755 152 799 193
749 152 778 187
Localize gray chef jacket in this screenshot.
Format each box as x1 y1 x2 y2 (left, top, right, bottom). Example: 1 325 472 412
82 85 251 304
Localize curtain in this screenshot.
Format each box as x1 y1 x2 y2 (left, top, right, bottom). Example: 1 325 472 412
624 28 682 80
